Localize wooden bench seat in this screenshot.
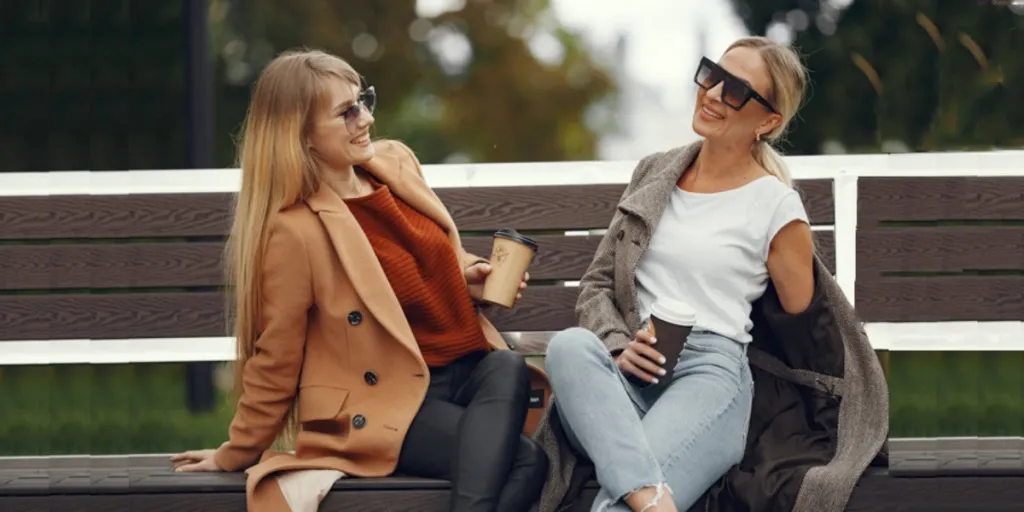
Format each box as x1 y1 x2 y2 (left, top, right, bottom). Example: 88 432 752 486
2 439 1023 511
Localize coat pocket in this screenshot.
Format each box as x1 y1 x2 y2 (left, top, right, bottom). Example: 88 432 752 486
298 386 350 422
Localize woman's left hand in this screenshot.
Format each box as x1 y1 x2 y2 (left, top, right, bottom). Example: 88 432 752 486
465 262 529 306
170 445 226 472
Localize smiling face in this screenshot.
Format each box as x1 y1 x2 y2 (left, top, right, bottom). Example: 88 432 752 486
692 46 782 146
306 79 375 172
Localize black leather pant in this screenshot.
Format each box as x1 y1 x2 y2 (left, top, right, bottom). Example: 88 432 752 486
396 350 548 512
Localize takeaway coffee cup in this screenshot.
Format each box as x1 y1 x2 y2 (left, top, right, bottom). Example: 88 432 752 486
481 228 538 308
628 298 697 392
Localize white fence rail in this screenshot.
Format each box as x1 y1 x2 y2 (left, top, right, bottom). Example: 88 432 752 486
2 149 1023 364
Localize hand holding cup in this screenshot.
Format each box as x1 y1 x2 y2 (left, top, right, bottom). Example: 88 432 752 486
480 229 537 308
620 298 697 391
615 330 668 385
466 263 529 306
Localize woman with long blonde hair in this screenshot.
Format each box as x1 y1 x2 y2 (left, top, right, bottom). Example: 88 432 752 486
170 49 548 512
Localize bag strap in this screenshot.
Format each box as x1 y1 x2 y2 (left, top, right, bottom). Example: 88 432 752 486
747 346 846 398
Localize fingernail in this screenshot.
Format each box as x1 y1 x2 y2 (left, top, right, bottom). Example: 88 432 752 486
651 378 659 384
659 368 667 376
650 337 658 344
659 357 667 364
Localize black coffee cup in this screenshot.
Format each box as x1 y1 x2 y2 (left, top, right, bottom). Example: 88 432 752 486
626 298 697 393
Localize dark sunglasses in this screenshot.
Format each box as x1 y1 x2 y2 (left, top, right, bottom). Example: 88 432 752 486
694 57 776 113
341 86 377 131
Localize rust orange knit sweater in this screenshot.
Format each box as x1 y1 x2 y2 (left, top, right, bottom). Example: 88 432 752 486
344 179 490 367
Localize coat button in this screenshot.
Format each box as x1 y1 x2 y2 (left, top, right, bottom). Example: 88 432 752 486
616 230 625 241
347 311 362 325
353 414 367 429
364 371 378 386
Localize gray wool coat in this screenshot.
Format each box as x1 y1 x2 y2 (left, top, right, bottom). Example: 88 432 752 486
528 141 890 512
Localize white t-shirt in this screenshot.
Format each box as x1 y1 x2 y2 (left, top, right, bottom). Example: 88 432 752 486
634 175 809 343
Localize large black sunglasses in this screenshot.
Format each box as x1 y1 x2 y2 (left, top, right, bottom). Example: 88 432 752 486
694 57 776 113
341 86 377 132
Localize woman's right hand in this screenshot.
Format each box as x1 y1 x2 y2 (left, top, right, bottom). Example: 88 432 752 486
170 446 225 472
614 330 668 384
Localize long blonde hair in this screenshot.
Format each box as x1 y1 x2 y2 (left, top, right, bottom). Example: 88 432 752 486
726 37 807 187
224 49 361 447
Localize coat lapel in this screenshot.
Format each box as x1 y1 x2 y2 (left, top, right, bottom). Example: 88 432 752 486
360 143 461 242
617 140 702 235
612 140 702 330
306 185 421 358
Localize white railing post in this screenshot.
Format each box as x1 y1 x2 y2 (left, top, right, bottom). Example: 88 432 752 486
832 171 859 308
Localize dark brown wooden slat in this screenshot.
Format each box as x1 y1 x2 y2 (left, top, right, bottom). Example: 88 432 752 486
7 474 1024 512
0 237 600 291
0 194 235 240
1 491 450 512
857 227 1024 273
436 185 626 231
0 230 834 292
5 442 1024 511
460 235 600 281
814 231 835 274
0 286 580 341
0 179 835 240
794 179 834 224
858 177 1024 224
0 292 228 340
473 231 834 282
0 242 226 290
844 476 1024 512
856 276 1024 322
443 181 833 229
482 286 578 332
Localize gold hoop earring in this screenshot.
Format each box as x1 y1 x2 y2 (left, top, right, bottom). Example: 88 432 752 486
755 132 762 142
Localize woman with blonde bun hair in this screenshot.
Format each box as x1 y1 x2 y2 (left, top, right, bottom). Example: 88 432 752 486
542 36 817 512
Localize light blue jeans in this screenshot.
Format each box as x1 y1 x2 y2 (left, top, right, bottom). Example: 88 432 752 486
545 327 754 512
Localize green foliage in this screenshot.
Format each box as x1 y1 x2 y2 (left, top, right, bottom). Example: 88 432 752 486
888 351 1024 437
1 352 1021 455
730 0 1024 154
0 364 233 455
208 0 617 166
0 1 190 172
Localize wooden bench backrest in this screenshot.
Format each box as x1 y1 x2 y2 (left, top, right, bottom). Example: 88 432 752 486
856 177 1024 322
0 180 835 341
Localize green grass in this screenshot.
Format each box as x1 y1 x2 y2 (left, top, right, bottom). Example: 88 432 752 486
0 364 234 455
1 351 1021 455
887 351 1024 437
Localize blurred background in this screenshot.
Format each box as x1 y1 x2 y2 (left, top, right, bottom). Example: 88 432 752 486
1 0 1022 455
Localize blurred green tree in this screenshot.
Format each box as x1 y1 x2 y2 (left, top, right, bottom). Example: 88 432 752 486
729 0 1023 154
209 0 617 166
0 1 189 172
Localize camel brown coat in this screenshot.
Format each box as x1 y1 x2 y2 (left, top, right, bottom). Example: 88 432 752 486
211 140 551 511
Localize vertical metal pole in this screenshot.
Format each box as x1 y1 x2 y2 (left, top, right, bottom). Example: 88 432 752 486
184 0 217 413
185 0 214 170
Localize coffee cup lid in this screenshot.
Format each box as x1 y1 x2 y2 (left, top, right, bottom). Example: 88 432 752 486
494 228 538 251
650 298 697 326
